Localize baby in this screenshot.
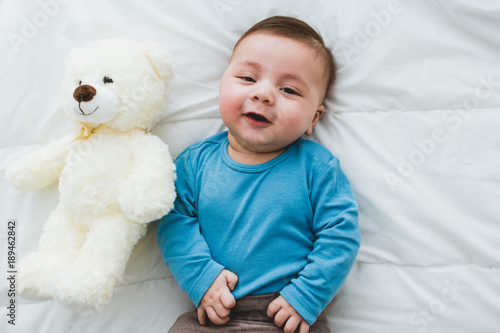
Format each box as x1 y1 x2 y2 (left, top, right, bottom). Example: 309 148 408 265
157 16 360 333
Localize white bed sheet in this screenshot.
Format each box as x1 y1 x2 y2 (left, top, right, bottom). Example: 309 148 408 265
1 0 499 332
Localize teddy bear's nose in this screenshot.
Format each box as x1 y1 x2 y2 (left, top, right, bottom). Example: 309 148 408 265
73 84 97 103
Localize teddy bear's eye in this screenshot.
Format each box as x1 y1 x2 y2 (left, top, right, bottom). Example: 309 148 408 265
78 80 82 86
103 76 114 84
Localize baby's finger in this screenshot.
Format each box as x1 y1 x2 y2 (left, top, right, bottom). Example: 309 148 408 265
266 298 280 318
214 301 231 319
220 288 236 309
283 316 301 333
197 307 207 326
273 309 289 328
224 270 239 291
206 306 229 325
299 321 310 333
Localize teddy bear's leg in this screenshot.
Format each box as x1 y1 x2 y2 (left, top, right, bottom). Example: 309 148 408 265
17 204 85 300
54 213 147 310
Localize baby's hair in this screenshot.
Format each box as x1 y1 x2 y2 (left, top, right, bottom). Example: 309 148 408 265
234 15 337 101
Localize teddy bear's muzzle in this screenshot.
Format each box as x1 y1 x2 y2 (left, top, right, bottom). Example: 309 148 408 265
69 83 120 124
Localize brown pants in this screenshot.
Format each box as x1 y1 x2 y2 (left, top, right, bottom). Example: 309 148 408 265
168 293 330 333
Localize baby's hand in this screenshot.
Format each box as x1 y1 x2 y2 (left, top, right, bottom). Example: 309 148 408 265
197 269 238 326
267 295 310 333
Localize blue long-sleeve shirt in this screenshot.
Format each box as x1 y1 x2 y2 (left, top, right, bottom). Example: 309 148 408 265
156 131 360 324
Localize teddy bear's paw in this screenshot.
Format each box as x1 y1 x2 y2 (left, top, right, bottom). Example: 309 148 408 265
54 292 106 312
4 139 67 191
4 161 38 191
17 252 59 300
55 269 114 310
54 281 111 311
18 266 53 301
118 189 172 223
18 286 53 301
18 270 53 301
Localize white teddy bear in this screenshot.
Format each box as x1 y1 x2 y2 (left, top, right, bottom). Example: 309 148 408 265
5 39 176 310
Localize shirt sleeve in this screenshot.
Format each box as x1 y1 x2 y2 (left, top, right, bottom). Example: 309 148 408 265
156 149 224 306
280 157 361 324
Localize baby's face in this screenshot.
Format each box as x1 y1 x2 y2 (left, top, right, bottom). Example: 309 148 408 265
219 33 327 156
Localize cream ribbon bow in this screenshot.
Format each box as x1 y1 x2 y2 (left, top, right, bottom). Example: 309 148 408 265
73 124 146 142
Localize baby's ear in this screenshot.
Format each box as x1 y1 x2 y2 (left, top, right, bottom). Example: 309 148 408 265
305 105 324 135
316 105 325 119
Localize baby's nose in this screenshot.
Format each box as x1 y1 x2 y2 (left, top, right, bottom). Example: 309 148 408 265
252 84 274 104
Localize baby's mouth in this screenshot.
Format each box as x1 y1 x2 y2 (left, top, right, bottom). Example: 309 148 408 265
245 112 270 123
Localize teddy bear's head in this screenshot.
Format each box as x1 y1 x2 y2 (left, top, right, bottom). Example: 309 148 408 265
62 39 173 132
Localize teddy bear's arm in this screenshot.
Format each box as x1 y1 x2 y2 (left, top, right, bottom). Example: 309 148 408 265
5 133 75 191
118 134 176 224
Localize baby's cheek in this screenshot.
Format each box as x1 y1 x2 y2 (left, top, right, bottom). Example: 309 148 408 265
281 113 305 130
219 90 241 118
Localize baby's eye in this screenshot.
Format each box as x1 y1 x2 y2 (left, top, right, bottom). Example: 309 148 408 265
281 87 299 95
238 76 255 83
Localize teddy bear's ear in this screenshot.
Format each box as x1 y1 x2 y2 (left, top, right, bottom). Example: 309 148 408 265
141 42 174 84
